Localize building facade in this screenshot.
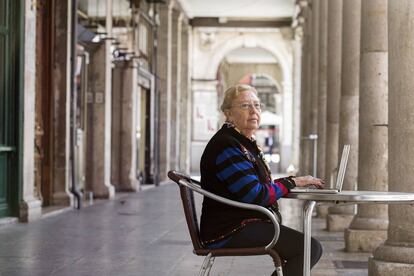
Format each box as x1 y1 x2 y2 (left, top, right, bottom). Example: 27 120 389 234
0 0 192 221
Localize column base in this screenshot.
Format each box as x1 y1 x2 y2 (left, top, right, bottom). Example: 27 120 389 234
19 198 42 222
345 228 387 252
107 184 115 199
53 191 72 206
349 216 389 230
118 177 139 192
369 257 414 276
373 243 414 263
316 205 330 218
327 214 354 231
94 184 115 199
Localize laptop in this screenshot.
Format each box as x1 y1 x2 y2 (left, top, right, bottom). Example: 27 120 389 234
290 144 350 194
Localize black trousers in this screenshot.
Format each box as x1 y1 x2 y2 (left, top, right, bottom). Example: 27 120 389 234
222 222 323 276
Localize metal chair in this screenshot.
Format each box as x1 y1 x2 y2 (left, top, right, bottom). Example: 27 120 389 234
168 170 283 276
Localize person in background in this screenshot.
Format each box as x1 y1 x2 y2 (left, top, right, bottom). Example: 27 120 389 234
200 84 324 275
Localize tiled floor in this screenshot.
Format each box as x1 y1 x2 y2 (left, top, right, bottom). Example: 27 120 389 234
0 182 370 276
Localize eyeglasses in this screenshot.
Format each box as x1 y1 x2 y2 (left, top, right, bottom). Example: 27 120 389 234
231 102 265 110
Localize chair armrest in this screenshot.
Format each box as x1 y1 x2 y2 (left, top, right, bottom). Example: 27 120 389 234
178 178 280 250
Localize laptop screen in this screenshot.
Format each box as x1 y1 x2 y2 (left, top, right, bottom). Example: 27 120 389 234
335 145 350 192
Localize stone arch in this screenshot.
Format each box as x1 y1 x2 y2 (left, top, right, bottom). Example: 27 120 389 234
192 32 293 172
238 72 282 93
252 73 283 95
204 34 292 91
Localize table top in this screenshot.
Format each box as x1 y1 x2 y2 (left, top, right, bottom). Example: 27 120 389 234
287 190 414 204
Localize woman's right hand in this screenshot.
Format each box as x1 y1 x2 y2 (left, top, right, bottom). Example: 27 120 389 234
292 175 325 189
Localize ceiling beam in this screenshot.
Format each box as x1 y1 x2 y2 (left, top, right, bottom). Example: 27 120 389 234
190 17 292 28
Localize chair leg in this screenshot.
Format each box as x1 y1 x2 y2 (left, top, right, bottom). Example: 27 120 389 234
268 250 284 276
206 257 215 276
198 253 214 276
274 266 283 276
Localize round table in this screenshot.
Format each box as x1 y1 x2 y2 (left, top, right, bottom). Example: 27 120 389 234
286 190 414 276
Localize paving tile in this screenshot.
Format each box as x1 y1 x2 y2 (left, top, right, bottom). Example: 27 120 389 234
0 182 372 276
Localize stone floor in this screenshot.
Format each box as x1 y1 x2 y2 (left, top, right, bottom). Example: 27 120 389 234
0 182 371 276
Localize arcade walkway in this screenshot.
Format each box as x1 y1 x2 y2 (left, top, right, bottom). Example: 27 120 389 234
0 183 371 276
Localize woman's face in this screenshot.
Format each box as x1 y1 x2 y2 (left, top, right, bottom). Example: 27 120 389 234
226 90 262 137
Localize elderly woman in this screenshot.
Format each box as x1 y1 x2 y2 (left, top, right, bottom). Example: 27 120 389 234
200 84 323 275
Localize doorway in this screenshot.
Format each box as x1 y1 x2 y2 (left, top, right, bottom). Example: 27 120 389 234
0 0 20 217
136 86 154 184
35 0 54 206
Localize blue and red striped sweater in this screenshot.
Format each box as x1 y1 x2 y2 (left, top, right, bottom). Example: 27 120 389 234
200 124 295 245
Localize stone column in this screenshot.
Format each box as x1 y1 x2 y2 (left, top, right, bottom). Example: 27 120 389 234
19 0 42 221
345 0 389 251
324 0 342 187
328 0 361 231
111 60 139 191
291 26 303 173
156 3 172 181
103 0 115 198
50 0 72 207
280 82 293 173
282 26 305 230
84 0 116 199
310 0 319 137
310 0 320 174
316 0 328 181
85 42 115 198
315 0 329 218
176 13 183 172
179 20 190 172
169 8 179 171
325 0 343 231
369 1 414 274
190 80 218 174
299 4 312 175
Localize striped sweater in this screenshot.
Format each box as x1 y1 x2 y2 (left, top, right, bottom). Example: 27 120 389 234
200 124 295 245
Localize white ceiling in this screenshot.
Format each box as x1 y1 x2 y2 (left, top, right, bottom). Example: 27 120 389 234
178 0 295 19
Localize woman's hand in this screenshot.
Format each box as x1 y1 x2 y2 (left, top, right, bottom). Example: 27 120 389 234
292 175 325 188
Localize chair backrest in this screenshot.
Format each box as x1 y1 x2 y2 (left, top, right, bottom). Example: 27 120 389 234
168 170 204 251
